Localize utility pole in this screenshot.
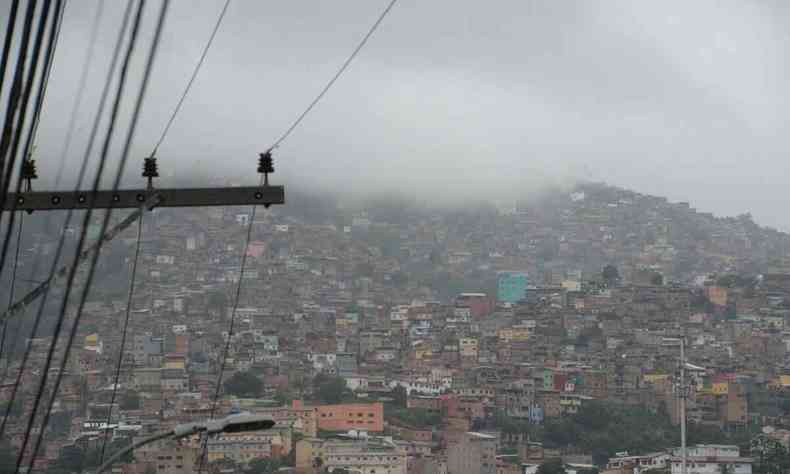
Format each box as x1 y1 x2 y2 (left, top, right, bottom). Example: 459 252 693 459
680 336 687 474
0 153 284 326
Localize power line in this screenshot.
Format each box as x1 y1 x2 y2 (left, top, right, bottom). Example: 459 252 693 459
27 0 171 468
0 0 66 308
0 0 134 446
198 175 263 473
269 0 398 150
0 0 39 214
15 0 148 467
27 0 67 152
53 0 104 187
0 212 23 367
151 0 230 158
0 0 92 389
0 0 21 100
98 215 144 465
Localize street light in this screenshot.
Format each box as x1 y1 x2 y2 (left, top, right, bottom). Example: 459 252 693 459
93 414 275 473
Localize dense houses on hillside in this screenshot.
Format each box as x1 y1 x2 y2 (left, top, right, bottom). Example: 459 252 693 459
4 183 790 473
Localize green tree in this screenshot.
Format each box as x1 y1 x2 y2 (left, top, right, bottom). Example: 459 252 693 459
602 265 620 287
246 457 284 474
536 459 566 474
650 272 663 286
49 411 72 437
391 385 407 408
0 442 16 474
120 390 141 410
314 375 348 404
224 372 264 398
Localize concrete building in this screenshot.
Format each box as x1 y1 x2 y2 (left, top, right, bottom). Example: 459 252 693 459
296 437 407 474
669 445 752 474
446 432 496 474
134 438 199 474
496 272 529 304
316 402 384 432
206 428 292 464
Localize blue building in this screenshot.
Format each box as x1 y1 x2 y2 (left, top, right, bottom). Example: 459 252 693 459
497 271 528 303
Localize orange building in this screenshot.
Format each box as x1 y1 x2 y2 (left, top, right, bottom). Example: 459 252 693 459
316 402 384 432
705 286 728 307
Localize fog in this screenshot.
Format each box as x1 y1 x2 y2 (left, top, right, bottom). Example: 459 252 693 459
4 1 790 227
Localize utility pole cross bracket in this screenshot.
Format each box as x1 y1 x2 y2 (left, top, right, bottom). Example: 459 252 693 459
3 185 285 211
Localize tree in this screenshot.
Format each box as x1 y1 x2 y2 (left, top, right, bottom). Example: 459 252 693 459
49 411 72 437
391 385 407 408
602 265 620 287
0 442 16 474
120 390 141 410
536 459 566 474
224 372 264 398
314 375 348 404
650 272 663 286
246 457 284 474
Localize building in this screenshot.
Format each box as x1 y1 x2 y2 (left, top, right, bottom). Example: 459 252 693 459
669 445 752 474
497 272 528 304
295 437 407 474
455 293 493 319
255 400 318 437
316 402 384 432
134 438 200 474
446 432 497 474
206 428 292 464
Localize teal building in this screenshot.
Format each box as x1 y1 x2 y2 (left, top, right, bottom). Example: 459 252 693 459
497 271 528 303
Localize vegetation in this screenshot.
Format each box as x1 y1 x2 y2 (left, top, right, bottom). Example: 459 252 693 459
493 401 753 467
120 390 141 410
390 385 407 408
245 457 285 474
45 440 133 474
384 405 441 429
0 442 16 474
536 459 565 474
601 264 620 287
224 372 265 398
313 374 350 404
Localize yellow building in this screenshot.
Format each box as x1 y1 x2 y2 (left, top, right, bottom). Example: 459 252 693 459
296 438 406 474
643 373 670 384
712 382 729 395
207 428 292 464
459 338 479 358
497 327 530 343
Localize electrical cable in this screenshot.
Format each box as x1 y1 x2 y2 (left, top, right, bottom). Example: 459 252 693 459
268 0 398 150
0 212 23 367
0 0 133 445
0 0 53 281
97 215 144 465
27 1 170 468
197 176 262 473
0 0 21 102
27 0 67 155
0 0 72 388
0 0 65 307
151 0 230 158
14 0 147 469
197 3 400 467
0 0 39 211
53 0 104 187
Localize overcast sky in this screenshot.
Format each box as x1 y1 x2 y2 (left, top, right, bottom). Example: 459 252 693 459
5 0 790 228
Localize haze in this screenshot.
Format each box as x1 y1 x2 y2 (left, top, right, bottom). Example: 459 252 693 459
7 0 790 228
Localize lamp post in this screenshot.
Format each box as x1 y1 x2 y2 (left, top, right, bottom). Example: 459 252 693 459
92 414 275 474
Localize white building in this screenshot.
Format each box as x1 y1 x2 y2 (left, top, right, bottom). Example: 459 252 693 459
670 445 752 474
